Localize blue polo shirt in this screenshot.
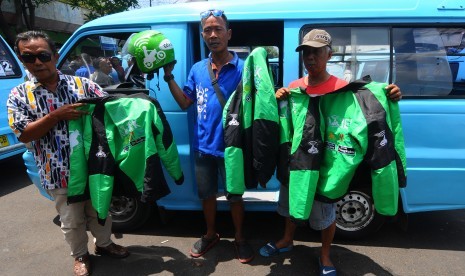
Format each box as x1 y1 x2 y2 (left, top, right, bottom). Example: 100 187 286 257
183 51 243 157
75 65 95 78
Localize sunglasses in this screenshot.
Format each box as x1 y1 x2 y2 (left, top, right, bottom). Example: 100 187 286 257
20 52 53 63
200 9 224 19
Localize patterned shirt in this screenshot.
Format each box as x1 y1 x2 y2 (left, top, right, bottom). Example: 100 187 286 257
7 71 106 189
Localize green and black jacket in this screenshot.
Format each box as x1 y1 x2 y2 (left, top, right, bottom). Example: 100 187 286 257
277 88 323 222
223 47 280 198
318 76 406 216
67 93 183 225
278 76 407 221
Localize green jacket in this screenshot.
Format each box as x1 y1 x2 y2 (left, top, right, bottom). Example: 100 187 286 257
278 76 407 221
277 87 323 221
318 77 406 216
223 47 279 197
67 93 183 225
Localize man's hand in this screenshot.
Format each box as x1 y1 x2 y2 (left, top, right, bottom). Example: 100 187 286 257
275 87 290 100
19 103 88 143
386 84 402 102
163 62 176 76
50 103 88 122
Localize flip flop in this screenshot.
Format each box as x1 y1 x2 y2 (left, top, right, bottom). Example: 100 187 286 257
259 242 293 257
190 233 220 258
319 258 337 276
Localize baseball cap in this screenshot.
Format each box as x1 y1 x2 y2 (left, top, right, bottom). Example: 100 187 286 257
295 29 332 51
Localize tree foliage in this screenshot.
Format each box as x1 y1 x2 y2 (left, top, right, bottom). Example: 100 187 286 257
68 0 139 22
0 0 53 46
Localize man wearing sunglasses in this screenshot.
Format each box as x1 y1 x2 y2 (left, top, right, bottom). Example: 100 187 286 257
163 9 254 263
7 30 129 276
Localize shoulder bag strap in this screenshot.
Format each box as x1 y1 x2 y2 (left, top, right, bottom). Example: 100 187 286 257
207 61 226 108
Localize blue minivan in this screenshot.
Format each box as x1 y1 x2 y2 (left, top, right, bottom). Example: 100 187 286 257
23 0 465 238
0 35 26 161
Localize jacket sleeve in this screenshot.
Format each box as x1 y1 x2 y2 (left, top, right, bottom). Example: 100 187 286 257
223 87 246 197
151 99 184 184
387 94 407 188
276 99 292 187
362 82 404 216
67 103 96 203
249 47 280 187
288 90 322 222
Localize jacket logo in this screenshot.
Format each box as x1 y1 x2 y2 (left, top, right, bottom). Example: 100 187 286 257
69 130 81 155
130 137 146 146
329 115 340 127
253 66 263 89
96 146 107 158
278 100 289 118
375 130 388 147
326 142 336 150
338 145 355 156
228 114 239 126
307 141 319 154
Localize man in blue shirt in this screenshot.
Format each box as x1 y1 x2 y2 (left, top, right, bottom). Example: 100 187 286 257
163 9 253 263
74 53 94 78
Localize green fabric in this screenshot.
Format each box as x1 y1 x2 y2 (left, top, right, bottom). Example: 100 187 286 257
68 103 96 199
279 88 323 221
277 77 406 219
223 47 279 197
68 94 182 222
317 79 406 216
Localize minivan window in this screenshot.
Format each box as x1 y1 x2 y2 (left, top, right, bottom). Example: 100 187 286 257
229 45 280 87
59 33 134 86
0 40 23 78
309 26 465 97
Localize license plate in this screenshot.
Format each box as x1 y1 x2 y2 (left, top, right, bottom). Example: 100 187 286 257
0 135 9 148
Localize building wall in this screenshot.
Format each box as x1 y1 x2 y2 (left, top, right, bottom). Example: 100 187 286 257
137 0 205 8
1 1 87 34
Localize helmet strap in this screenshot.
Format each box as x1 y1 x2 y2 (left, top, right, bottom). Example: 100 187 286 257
155 68 161 92
145 69 161 92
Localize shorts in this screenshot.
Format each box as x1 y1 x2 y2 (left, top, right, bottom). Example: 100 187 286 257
277 184 335 230
194 151 242 203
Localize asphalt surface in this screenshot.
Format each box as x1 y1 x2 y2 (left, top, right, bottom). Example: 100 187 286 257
1 154 465 276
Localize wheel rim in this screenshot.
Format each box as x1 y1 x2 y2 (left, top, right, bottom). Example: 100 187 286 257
335 191 375 232
109 196 138 223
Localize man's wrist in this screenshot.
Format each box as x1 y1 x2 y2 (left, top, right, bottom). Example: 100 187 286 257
47 112 60 124
163 74 174 83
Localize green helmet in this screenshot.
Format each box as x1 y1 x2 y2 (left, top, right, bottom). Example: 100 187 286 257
126 30 175 73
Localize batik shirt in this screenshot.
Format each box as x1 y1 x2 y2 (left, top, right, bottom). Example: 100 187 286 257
7 71 106 189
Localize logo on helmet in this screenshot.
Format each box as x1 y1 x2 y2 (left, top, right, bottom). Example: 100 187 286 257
159 39 173 50
133 36 167 70
128 30 175 73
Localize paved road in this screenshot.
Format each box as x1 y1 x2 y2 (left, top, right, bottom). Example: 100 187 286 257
1 155 465 276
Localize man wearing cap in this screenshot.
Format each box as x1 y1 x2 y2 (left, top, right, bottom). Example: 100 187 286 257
260 29 402 276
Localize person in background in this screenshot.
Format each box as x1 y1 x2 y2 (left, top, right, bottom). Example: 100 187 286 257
7 30 129 276
110 56 125 83
90 57 114 88
69 55 83 73
75 53 94 78
163 9 254 264
260 29 402 276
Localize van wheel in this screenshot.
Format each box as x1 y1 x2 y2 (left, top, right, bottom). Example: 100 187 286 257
335 190 385 239
110 196 153 232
